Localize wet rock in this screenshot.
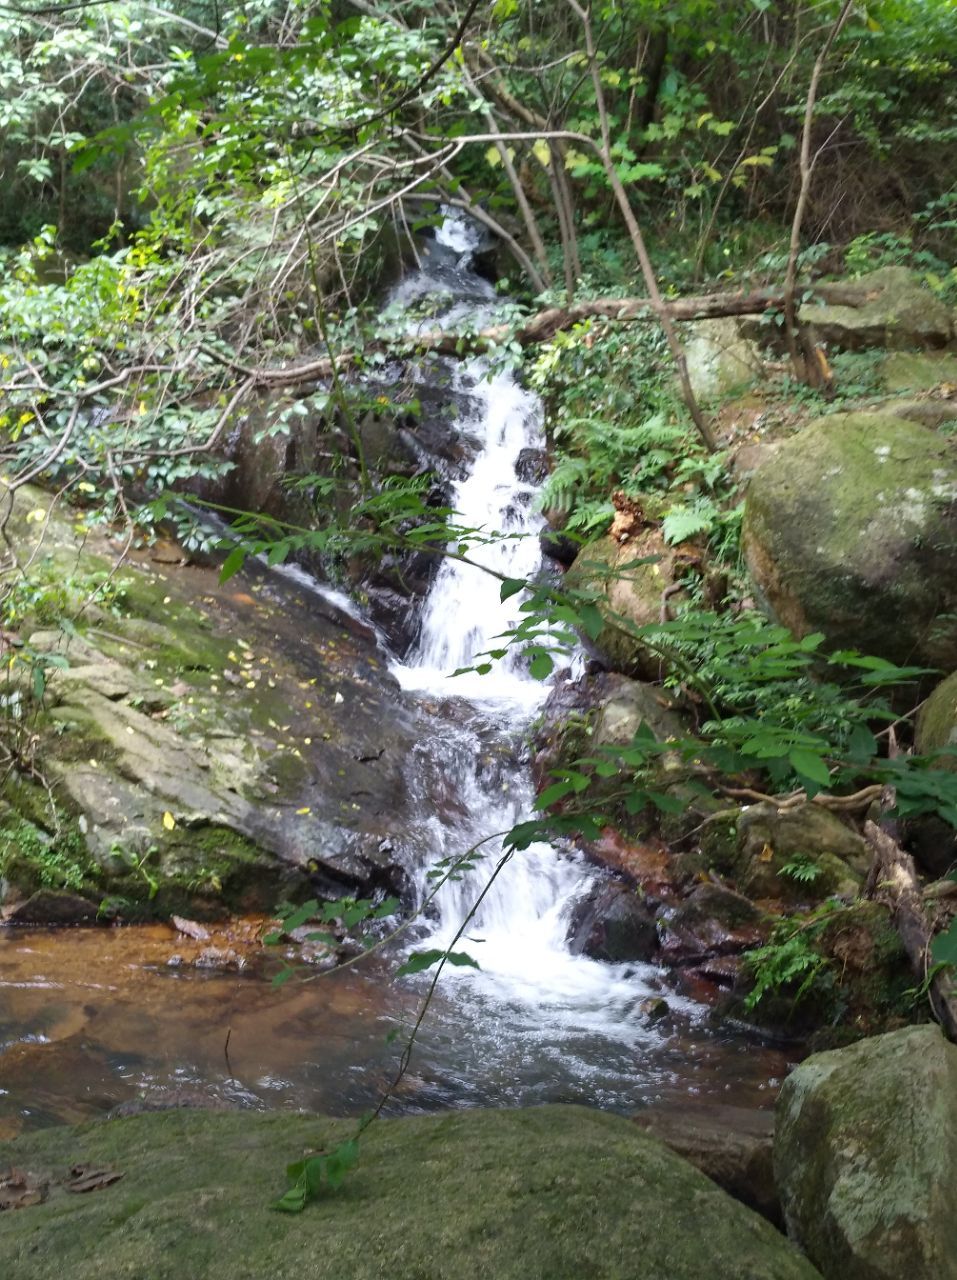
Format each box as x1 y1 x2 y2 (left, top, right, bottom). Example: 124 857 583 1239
515 446 547 483
533 669 685 792
735 803 868 901
1 484 424 919
775 1025 957 1279
4 889 101 925
657 884 767 967
743 412 957 669
193 946 247 972
799 266 955 351
567 881 658 962
638 996 670 1023
539 527 579 567
634 1104 779 1226
0 1106 823 1279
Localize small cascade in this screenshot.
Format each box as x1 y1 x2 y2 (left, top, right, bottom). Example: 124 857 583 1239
389 213 698 1047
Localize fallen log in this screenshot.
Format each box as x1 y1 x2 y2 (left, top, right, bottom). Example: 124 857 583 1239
864 819 957 1042
209 281 867 389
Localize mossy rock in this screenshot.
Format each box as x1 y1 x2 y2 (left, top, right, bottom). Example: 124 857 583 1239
0 1106 821 1279
735 803 868 902
799 267 955 352
743 413 957 669
916 669 957 770
881 351 957 393
775 1025 957 1278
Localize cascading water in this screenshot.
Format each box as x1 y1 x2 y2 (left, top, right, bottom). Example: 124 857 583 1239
388 214 705 1087
0 213 786 1137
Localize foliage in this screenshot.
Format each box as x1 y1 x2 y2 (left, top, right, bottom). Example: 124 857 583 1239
743 901 841 1011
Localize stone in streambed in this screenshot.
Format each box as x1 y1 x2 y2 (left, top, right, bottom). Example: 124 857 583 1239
566 881 658 962
634 1104 779 1226
0 1106 822 1280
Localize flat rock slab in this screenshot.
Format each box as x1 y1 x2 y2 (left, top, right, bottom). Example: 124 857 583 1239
0 1105 821 1280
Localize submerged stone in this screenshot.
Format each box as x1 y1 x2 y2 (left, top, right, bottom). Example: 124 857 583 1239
0 1106 821 1279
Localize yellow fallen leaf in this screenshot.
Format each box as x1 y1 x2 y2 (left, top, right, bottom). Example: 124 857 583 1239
295 806 311 815
163 811 176 830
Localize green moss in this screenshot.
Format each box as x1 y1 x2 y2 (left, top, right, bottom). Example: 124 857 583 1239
916 670 957 769
0 1106 822 1280
744 412 957 668
0 808 99 897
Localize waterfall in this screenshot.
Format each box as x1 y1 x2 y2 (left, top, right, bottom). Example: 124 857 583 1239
389 213 699 1043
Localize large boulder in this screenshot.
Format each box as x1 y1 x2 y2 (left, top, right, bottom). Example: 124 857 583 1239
743 413 957 668
634 1104 779 1225
916 670 957 768
0 1106 822 1279
775 1025 957 1279
0 486 420 919
799 267 955 351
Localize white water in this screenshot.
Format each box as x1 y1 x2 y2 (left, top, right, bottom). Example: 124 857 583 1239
389 213 701 1047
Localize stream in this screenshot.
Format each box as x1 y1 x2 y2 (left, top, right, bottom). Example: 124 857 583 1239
0 215 791 1139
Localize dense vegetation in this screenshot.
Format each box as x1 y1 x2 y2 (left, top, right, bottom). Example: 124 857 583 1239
2 2 957 1155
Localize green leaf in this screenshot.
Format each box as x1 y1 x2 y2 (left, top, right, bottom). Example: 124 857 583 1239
528 651 553 680
219 545 246 582
500 577 526 601
273 1184 307 1213
396 949 480 977
536 778 575 808
931 919 957 968
789 749 831 788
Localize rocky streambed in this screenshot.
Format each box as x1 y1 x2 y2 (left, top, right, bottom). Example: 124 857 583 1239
3 237 957 1277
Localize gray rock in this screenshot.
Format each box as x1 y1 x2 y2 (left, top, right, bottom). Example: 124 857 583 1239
4 889 100 925
634 1103 780 1225
775 1025 957 1279
799 267 954 351
657 883 766 967
684 317 764 399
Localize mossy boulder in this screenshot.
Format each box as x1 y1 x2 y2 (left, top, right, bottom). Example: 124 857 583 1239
881 350 957 393
743 413 957 669
799 267 955 351
916 670 957 769
735 803 869 902
775 1025 957 1279
0 1106 822 1279
565 529 688 678
0 485 421 919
